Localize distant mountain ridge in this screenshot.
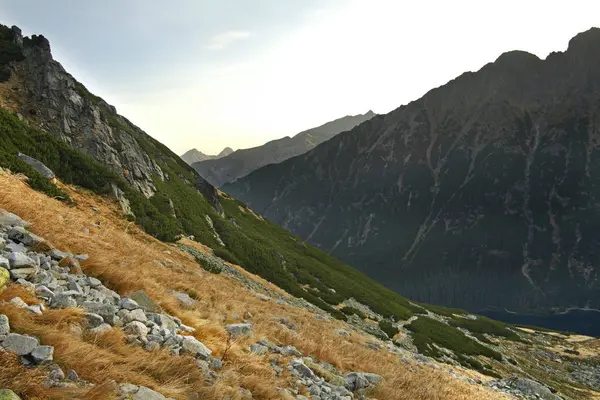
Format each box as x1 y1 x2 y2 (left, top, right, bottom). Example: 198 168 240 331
224 28 600 314
192 111 376 187
180 147 233 165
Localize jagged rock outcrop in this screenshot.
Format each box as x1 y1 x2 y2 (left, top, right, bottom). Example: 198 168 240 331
224 28 600 313
193 111 376 187
181 147 233 166
0 24 221 211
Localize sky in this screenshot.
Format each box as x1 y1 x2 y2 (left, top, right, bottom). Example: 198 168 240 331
1 1 599 155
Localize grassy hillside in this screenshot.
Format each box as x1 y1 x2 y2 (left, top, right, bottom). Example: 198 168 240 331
0 107 427 322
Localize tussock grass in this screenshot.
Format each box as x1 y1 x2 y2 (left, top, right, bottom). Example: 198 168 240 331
0 172 507 399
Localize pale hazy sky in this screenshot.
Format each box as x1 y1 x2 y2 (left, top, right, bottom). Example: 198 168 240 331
1 1 599 154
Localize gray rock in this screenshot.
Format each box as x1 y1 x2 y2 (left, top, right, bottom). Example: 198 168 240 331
85 276 102 287
170 290 195 308
291 359 315 379
0 210 30 228
90 323 112 335
0 315 9 335
1 333 39 355
225 323 253 338
83 312 105 328
35 285 54 298
50 293 77 309
9 297 27 308
26 304 44 315
7 226 46 248
74 254 89 262
48 364 66 381
30 345 54 364
81 302 117 325
209 356 223 370
336 329 350 337
124 321 148 337
9 267 38 280
123 308 148 324
48 248 70 261
155 314 179 331
145 341 161 352
66 369 79 381
129 290 159 312
67 281 82 293
181 335 212 359
501 377 561 400
133 386 172 400
16 153 55 179
281 345 303 357
0 256 8 270
345 372 382 391
249 344 268 355
119 297 139 310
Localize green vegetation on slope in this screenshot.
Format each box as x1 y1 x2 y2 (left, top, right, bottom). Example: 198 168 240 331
406 317 503 361
449 316 522 341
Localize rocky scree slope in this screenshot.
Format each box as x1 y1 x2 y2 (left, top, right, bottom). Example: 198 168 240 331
193 111 376 187
181 147 233 166
224 27 600 314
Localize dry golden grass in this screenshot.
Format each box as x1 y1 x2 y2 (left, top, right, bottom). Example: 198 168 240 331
0 173 509 400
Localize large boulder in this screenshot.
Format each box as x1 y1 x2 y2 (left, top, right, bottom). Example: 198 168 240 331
128 290 159 312
30 345 54 364
0 209 30 228
345 372 383 391
7 226 48 250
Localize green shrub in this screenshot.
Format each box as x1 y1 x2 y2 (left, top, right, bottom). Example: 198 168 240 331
406 317 502 361
213 247 242 266
378 320 399 338
341 306 367 319
449 316 522 342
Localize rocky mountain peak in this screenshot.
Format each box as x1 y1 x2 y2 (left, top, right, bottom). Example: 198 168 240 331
567 27 600 53
0 23 221 213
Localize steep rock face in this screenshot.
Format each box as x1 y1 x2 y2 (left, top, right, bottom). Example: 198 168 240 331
0 25 219 208
193 111 376 187
224 28 600 313
181 147 233 166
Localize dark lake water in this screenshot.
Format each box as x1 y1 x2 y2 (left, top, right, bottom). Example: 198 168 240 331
479 309 600 337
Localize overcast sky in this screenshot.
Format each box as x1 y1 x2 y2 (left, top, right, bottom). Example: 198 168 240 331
1 1 599 154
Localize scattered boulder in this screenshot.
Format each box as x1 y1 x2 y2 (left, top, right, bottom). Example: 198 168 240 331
8 252 36 269
1 333 39 355
30 345 54 364
249 344 268 355
119 297 139 310
124 321 148 337
345 372 383 391
50 293 77 309
170 290 195 308
181 336 212 359
291 359 315 379
225 323 252 338
0 209 30 228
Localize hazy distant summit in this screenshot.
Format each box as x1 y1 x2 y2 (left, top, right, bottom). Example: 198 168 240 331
192 111 376 187
181 147 233 165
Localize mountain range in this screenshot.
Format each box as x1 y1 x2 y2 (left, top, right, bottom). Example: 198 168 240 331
0 22 599 400
224 27 600 315
192 111 376 187
180 147 233 165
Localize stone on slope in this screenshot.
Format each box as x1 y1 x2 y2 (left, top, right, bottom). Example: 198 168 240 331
0 315 9 335
181 335 212 359
0 209 30 228
0 389 21 400
122 308 147 324
170 290 195 308
1 333 39 355
30 345 54 364
7 252 36 269
7 226 47 249
133 386 173 400
81 302 117 325
129 290 159 312
291 359 315 379
50 293 77 309
90 323 112 335
124 321 148 337
345 372 382 391
225 323 252 338
119 297 139 310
